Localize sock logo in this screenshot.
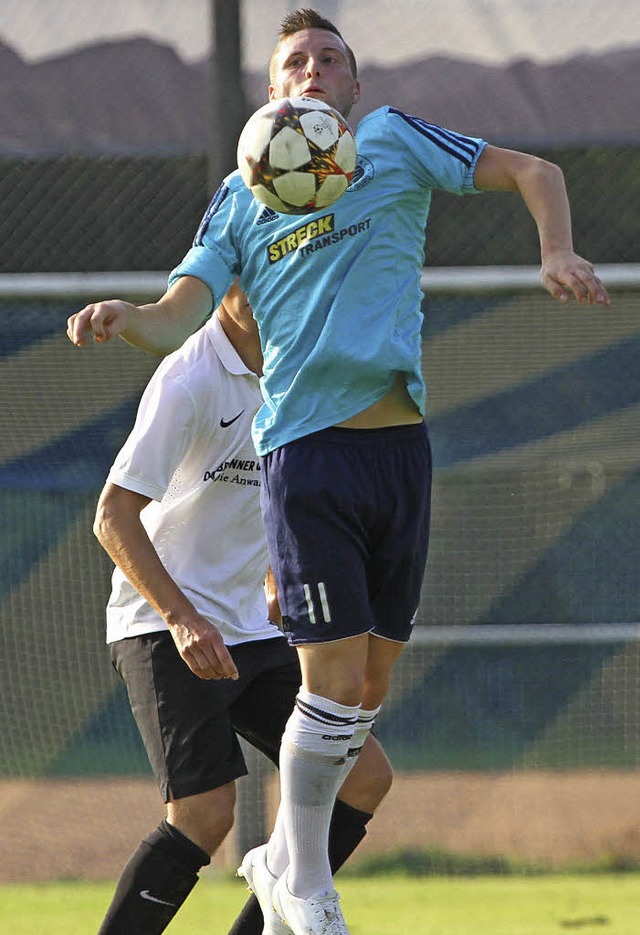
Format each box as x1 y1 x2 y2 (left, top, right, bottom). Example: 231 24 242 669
140 890 177 907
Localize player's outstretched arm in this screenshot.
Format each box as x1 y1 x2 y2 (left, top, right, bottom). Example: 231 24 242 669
67 276 215 356
94 482 239 681
474 145 611 307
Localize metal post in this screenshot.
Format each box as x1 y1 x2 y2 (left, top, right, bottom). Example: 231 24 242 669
227 739 272 868
206 1 267 870
208 0 248 195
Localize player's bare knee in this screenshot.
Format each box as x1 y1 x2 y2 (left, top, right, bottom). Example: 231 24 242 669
302 668 365 706
298 635 369 705
167 784 236 855
171 809 234 857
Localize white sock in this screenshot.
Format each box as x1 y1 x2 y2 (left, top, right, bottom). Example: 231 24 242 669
266 704 383 880
277 690 360 898
265 808 288 879
347 704 381 764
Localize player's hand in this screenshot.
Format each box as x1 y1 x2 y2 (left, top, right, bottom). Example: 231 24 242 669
264 567 283 630
167 613 239 681
541 251 610 306
66 299 136 346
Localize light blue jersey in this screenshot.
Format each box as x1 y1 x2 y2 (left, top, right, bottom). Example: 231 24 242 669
169 106 487 455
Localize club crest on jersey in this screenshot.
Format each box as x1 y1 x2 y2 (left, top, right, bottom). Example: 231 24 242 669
346 155 375 192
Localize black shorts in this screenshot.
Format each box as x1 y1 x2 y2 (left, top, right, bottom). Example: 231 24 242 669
260 422 432 645
110 633 300 802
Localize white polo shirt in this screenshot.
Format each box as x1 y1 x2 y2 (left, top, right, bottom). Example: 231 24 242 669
105 314 281 646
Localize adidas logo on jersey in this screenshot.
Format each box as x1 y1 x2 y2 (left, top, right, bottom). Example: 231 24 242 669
256 206 279 225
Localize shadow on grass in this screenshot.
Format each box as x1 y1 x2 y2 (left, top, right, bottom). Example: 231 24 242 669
339 847 640 878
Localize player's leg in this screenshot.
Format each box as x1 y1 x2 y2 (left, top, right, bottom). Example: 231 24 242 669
98 632 249 935
278 633 401 898
246 431 384 933
228 639 391 935
229 639 393 813
98 788 233 935
261 424 431 933
335 732 392 816
230 745 390 935
269 676 363 935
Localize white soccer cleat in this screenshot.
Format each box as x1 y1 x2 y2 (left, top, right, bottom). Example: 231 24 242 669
272 873 350 935
237 845 293 935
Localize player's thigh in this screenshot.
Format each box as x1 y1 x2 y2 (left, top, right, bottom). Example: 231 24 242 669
111 632 248 802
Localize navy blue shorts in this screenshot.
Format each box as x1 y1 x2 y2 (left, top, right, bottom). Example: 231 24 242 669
260 422 432 645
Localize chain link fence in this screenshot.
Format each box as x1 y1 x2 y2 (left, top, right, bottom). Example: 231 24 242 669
3 0 640 881
1 0 639 273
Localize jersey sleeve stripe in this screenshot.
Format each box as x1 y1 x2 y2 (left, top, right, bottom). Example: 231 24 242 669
388 107 481 167
194 183 230 246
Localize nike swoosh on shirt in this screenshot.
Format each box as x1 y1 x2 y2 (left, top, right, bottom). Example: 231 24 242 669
140 890 177 906
220 411 244 428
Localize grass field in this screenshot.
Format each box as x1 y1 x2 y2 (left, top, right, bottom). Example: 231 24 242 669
2 874 640 934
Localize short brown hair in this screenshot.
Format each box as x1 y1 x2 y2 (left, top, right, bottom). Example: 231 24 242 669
269 7 358 82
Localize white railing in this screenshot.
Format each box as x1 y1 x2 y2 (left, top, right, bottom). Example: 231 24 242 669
1 263 639 299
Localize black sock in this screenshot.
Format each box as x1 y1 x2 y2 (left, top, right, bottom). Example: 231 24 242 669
97 819 211 934
227 798 372 935
327 797 372 871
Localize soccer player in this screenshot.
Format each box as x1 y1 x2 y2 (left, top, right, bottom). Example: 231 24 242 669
68 9 611 934
92 280 392 935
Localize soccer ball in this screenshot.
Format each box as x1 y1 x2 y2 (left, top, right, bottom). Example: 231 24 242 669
237 97 357 215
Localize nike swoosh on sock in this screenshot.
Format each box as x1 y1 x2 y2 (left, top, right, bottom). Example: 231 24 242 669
139 889 176 906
